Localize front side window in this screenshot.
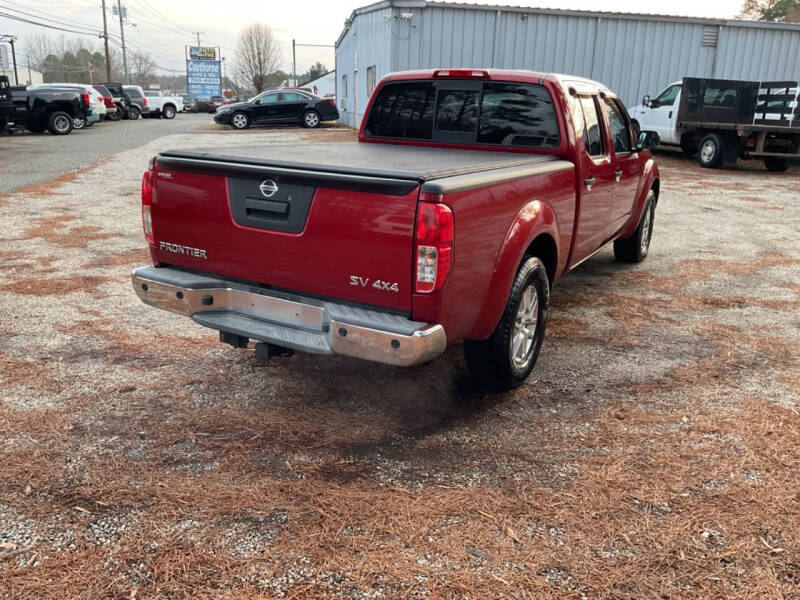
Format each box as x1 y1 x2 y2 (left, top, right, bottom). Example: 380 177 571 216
257 93 280 104
653 84 681 107
602 97 631 153
579 96 605 157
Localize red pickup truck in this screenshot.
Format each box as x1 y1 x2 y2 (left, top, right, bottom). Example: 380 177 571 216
132 69 660 390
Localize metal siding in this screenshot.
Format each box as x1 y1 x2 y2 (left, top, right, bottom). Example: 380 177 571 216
338 2 800 126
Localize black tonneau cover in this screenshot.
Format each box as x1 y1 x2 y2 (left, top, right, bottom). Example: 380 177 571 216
159 142 560 182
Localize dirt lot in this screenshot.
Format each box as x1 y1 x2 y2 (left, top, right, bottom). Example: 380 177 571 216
0 128 798 599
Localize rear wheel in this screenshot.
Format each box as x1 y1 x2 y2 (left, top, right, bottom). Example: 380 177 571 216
464 256 549 391
231 112 250 130
47 111 73 135
162 105 176 119
107 109 121 121
614 190 655 263
72 117 86 130
764 158 789 172
302 110 320 128
128 105 140 120
698 133 724 168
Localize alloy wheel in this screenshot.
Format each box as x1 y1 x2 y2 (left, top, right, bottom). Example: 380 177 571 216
511 284 539 369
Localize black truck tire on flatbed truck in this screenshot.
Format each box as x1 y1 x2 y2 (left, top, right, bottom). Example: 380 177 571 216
764 158 790 172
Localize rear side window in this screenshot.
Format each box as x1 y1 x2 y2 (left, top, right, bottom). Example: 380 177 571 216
365 80 560 148
579 96 605 157
478 83 559 148
365 82 436 140
127 88 142 98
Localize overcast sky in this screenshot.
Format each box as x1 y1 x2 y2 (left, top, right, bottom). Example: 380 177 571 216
5 0 747 76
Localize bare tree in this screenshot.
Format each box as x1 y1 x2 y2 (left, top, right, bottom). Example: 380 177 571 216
130 51 157 85
235 23 282 93
740 0 800 21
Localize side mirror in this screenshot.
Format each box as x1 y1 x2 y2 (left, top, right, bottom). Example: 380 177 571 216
642 94 651 107
636 130 660 152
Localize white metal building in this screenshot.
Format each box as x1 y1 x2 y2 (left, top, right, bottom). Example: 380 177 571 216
335 0 800 127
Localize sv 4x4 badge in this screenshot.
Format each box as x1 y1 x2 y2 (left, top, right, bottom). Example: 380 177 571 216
350 276 399 293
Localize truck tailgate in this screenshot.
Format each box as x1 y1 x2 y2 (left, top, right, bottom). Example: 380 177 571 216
151 143 556 312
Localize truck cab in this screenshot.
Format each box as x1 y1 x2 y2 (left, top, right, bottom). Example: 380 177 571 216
629 81 682 145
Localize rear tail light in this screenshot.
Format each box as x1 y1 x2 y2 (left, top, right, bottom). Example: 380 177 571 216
141 157 155 245
414 196 453 294
328 99 336 107
142 97 148 105
82 92 90 106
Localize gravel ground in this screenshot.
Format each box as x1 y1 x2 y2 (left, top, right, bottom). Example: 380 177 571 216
0 130 798 599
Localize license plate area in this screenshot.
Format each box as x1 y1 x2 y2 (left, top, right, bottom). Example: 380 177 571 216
228 176 315 233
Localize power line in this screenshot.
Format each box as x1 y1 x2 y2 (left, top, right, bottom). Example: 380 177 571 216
0 0 101 32
0 10 103 37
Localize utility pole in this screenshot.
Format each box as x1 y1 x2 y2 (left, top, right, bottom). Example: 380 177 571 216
9 37 18 85
101 0 111 80
292 39 296 87
26 53 32 85
192 32 204 46
88 61 93 84
116 0 129 83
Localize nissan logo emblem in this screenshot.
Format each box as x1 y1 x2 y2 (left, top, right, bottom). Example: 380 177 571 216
259 179 279 198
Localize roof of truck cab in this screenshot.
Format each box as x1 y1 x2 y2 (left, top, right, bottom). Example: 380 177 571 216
381 69 611 93
159 142 572 183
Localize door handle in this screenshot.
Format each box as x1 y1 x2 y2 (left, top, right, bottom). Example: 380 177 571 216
668 110 673 119
584 176 596 191
614 169 623 182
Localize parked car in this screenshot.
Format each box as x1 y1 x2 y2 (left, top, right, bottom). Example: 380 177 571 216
9 85 90 135
213 89 339 129
207 95 226 113
0 76 14 131
99 82 134 120
180 93 196 112
630 77 800 171
142 90 182 119
132 68 661 390
121 85 151 119
92 84 118 119
28 83 104 128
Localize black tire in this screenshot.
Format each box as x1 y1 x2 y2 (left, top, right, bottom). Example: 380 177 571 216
106 110 121 121
47 111 73 135
614 190 656 263
128 105 140 120
464 257 549 391
764 158 789 172
162 104 176 119
302 110 321 128
698 133 724 168
230 111 250 130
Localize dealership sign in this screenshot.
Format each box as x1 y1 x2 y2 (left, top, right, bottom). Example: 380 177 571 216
188 46 218 61
186 59 221 100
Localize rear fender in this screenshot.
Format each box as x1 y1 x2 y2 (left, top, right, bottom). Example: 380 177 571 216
620 158 659 239
469 200 558 340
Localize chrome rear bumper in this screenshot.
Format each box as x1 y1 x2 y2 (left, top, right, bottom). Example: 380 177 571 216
131 266 446 367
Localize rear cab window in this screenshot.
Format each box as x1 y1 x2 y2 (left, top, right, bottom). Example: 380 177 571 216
364 79 560 149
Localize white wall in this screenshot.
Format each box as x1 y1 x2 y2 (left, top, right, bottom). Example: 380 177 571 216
1 66 43 86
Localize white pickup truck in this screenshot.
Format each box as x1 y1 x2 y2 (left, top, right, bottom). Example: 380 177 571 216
143 91 184 119
630 77 799 171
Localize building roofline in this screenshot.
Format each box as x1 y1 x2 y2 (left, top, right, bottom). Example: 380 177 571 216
335 0 800 46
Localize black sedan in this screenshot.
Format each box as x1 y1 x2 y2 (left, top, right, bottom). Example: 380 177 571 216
213 89 339 129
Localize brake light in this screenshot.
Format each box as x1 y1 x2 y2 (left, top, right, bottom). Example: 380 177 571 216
141 157 155 245
82 92 90 106
142 97 148 105
414 197 453 294
328 99 336 107
433 69 489 79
